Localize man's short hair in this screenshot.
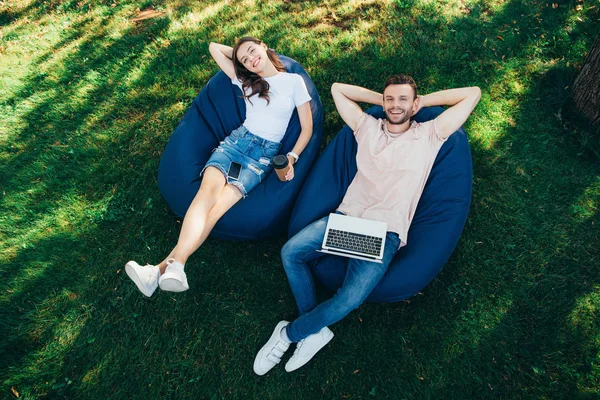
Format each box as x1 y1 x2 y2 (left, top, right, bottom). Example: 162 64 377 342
384 74 417 99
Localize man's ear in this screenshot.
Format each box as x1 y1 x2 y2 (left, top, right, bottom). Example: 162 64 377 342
411 96 420 115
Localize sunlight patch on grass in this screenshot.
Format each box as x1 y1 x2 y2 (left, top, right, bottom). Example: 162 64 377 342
570 286 600 335
430 0 471 18
470 96 514 150
568 285 600 392
170 0 228 30
4 305 91 396
0 88 60 140
80 351 113 388
52 70 104 116
0 104 33 145
571 176 600 222
1 190 112 273
0 10 124 150
469 60 530 150
0 9 103 92
508 79 525 95
0 261 53 301
76 106 116 141
446 290 514 351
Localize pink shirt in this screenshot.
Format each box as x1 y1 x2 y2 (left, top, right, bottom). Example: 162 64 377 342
337 113 447 247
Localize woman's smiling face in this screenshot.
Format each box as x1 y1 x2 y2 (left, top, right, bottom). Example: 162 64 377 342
236 41 269 73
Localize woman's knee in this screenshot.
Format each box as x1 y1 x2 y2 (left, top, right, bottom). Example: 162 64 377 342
197 167 226 199
201 167 226 190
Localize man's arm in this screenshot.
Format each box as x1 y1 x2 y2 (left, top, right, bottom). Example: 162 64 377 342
331 83 382 131
418 87 481 139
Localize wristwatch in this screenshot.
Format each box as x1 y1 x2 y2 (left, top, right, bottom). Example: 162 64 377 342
287 151 299 163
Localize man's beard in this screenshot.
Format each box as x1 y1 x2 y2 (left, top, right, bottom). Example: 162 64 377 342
385 108 411 125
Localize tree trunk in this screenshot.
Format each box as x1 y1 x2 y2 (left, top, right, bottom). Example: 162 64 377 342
572 34 600 126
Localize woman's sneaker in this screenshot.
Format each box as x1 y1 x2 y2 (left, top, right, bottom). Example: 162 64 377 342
285 327 334 372
254 321 290 376
158 258 189 292
125 261 160 297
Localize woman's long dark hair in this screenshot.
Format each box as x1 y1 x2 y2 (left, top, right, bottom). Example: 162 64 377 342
232 37 285 105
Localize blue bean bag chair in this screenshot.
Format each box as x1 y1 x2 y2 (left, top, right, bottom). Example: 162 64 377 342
288 106 472 302
158 55 324 240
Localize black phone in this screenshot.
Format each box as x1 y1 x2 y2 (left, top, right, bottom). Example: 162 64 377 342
228 162 242 180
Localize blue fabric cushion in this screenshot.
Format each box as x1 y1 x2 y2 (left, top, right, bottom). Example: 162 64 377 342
158 55 324 240
288 106 472 302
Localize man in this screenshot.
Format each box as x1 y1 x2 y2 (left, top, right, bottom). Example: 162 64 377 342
254 75 481 375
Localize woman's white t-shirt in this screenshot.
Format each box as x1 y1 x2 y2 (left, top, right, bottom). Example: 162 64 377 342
231 72 311 143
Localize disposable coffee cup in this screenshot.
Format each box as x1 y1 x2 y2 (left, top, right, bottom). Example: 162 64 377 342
272 154 290 181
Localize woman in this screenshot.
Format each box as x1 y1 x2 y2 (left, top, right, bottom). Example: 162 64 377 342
125 37 313 297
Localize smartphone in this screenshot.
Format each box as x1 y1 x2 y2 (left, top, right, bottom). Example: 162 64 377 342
228 162 242 180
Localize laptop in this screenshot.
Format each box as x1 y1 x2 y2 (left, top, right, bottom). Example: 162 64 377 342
318 213 388 263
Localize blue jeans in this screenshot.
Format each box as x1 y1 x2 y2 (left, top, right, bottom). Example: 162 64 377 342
282 214 401 343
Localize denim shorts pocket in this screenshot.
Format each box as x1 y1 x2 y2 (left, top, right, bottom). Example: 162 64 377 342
262 142 281 159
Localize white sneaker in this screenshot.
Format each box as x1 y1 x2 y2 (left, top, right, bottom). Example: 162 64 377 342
285 327 334 372
253 321 290 376
158 258 189 292
125 261 159 297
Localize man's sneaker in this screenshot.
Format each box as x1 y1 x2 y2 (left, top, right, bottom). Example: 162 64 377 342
253 321 290 376
125 261 159 297
285 327 334 372
158 258 189 292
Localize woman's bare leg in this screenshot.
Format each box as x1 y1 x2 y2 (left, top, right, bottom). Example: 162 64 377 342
157 167 226 273
178 184 244 252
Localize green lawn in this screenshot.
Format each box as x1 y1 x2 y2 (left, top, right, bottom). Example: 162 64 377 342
1 0 599 398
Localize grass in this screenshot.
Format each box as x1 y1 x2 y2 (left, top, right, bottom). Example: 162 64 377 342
1 0 599 398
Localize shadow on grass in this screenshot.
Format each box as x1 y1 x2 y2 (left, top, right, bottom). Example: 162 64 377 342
1 0 599 398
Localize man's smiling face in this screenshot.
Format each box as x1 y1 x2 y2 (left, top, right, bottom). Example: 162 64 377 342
383 84 416 125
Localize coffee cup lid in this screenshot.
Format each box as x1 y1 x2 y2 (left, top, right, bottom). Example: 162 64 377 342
272 154 289 169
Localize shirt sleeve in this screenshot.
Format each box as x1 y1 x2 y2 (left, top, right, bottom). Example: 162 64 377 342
354 113 379 142
292 75 312 107
423 119 447 148
231 76 243 89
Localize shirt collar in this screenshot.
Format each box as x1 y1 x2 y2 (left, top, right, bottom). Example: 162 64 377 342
383 119 418 140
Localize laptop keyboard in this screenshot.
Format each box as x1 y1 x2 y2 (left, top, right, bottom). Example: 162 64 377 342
325 229 383 256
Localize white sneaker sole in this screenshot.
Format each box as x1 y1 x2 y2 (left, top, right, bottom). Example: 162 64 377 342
285 328 334 372
125 261 156 298
158 273 189 292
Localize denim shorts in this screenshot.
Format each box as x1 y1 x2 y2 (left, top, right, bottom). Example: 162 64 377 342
202 126 282 197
